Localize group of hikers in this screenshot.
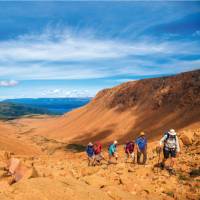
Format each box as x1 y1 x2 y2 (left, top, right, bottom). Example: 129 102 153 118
86 129 180 174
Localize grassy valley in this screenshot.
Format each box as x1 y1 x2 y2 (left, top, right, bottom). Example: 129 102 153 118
0 102 50 120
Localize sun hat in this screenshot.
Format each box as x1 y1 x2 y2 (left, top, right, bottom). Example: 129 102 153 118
88 142 93 146
140 131 145 136
114 140 118 144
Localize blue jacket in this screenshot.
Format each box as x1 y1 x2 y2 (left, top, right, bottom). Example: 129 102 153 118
86 146 94 157
136 137 147 151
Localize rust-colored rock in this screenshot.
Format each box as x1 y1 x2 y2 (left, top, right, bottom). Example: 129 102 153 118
180 131 195 146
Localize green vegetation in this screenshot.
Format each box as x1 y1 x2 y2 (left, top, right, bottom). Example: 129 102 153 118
163 191 174 198
0 102 50 120
65 143 86 152
178 173 190 181
190 168 200 178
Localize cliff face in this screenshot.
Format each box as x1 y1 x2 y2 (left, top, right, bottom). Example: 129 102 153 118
92 70 200 111
57 69 200 144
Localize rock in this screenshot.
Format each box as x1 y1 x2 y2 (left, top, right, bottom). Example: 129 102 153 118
180 131 194 146
179 139 184 149
128 168 134 173
186 192 199 200
116 171 123 175
0 170 6 178
101 164 108 170
8 158 21 174
27 166 39 179
83 174 107 188
80 167 99 177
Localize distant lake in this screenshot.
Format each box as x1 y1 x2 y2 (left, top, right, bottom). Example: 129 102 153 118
3 98 91 115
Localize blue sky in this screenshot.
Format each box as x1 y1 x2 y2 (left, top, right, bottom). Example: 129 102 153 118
0 1 200 99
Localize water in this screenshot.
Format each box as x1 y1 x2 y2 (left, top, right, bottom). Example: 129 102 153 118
3 98 91 115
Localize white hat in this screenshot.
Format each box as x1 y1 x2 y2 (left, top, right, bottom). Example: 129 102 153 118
88 142 93 146
169 129 176 136
114 140 118 145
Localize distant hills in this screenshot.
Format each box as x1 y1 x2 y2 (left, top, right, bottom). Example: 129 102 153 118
0 98 91 119
0 102 50 120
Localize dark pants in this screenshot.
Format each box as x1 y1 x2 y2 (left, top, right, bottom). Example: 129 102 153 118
137 150 147 164
163 147 176 159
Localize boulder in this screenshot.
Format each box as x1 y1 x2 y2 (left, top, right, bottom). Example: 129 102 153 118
8 158 21 175
180 131 194 146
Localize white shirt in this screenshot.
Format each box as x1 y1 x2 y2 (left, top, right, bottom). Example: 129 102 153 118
160 135 180 152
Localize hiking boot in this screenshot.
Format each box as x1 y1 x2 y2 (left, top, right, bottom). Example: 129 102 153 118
168 168 176 175
160 163 165 170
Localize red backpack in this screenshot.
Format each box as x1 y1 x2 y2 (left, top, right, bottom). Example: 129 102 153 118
125 142 134 153
94 142 102 154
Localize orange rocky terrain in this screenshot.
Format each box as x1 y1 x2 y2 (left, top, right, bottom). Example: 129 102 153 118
0 70 199 200
0 121 41 156
0 129 199 200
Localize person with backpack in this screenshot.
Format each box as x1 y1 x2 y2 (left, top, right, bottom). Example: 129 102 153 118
86 142 95 166
93 141 104 165
136 132 147 165
108 140 118 164
124 140 135 163
159 129 180 174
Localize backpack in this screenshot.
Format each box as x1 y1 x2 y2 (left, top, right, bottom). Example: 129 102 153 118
108 144 116 154
125 142 134 153
164 132 176 141
86 146 94 156
94 142 102 154
163 132 177 149
136 137 147 151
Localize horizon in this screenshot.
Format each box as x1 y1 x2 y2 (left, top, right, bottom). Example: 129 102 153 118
0 1 200 99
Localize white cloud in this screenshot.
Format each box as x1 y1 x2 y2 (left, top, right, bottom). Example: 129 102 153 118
41 88 93 98
0 80 19 87
0 27 200 80
0 29 168 63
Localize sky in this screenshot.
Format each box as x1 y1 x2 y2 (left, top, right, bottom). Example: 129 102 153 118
0 1 200 99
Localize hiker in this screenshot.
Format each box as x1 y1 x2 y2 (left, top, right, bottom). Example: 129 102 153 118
86 142 95 166
136 132 147 165
159 129 180 174
93 141 104 165
124 140 135 163
108 140 118 164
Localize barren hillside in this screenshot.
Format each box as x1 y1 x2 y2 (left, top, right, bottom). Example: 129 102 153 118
17 70 200 145
0 121 41 155
0 70 199 200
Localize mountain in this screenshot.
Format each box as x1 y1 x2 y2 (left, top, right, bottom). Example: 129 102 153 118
21 70 200 144
0 102 50 120
3 98 91 115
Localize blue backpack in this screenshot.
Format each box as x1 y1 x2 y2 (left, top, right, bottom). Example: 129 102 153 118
86 146 94 157
137 137 147 151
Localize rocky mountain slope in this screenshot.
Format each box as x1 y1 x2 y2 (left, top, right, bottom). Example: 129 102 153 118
0 128 199 200
16 69 200 145
0 70 199 200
